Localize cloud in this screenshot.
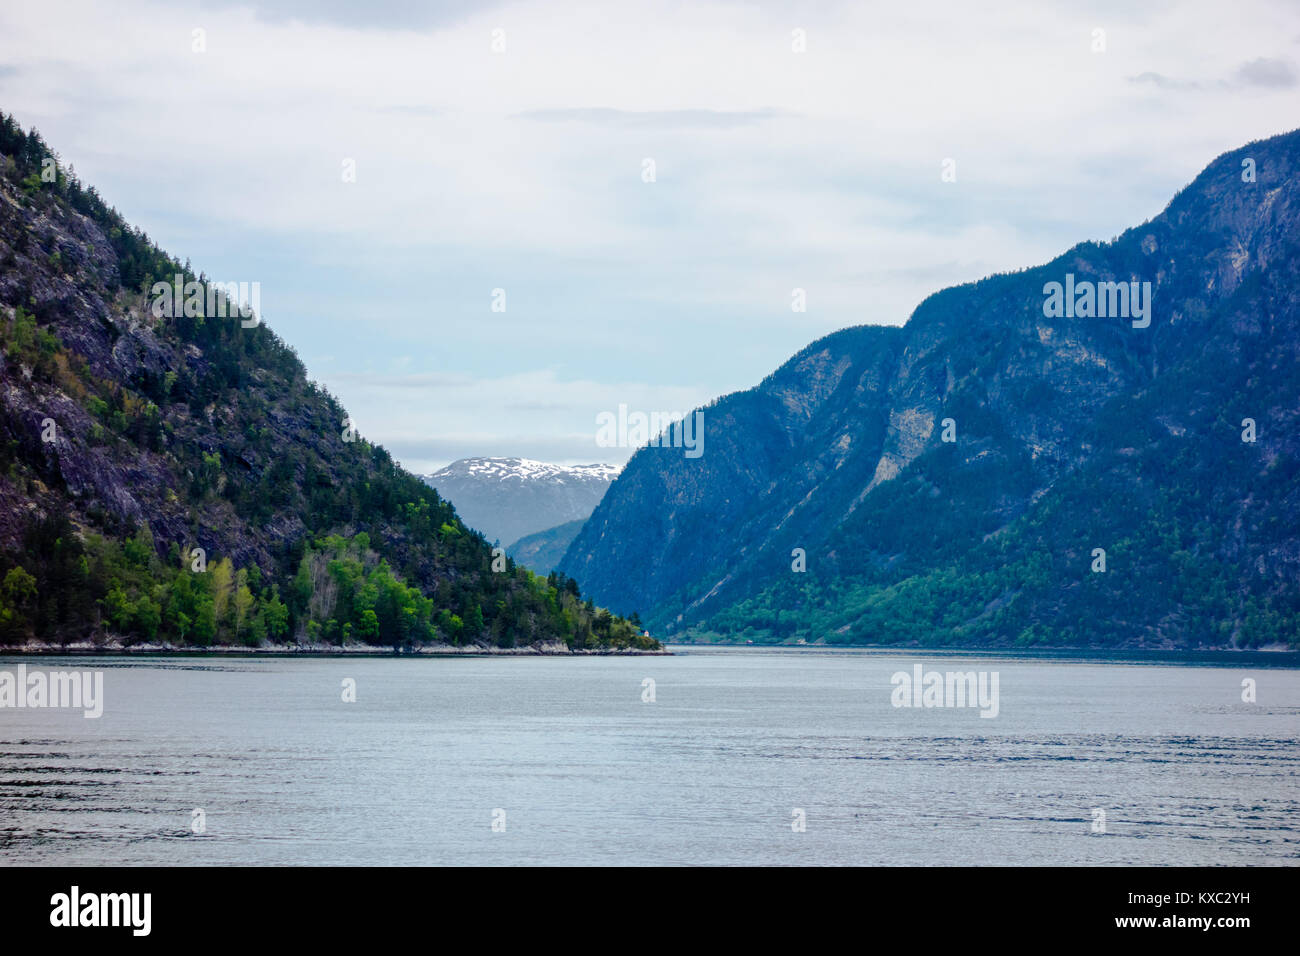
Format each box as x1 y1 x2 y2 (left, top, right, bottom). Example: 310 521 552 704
329 366 718 472
1233 56 1298 88
3 0 1297 471
375 104 446 118
195 0 506 32
331 371 475 390
514 107 794 129
383 434 617 469
1128 71 1201 91
1128 56 1298 92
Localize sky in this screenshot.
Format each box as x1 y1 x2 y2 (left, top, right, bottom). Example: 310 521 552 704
1 0 1298 472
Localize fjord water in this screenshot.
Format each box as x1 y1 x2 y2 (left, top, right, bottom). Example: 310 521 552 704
1 647 1296 866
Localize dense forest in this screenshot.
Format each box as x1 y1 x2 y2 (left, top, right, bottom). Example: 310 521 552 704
0 112 657 652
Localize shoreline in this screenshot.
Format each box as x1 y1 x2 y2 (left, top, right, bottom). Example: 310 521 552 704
666 642 1300 667
5 641 1294 665
0 639 671 658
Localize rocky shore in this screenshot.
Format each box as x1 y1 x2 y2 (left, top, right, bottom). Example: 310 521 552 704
0 638 671 657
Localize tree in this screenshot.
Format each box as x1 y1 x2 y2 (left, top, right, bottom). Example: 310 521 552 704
2 566 37 609
210 558 233 631
232 581 254 640
0 565 38 640
192 597 216 646
103 585 133 632
133 596 160 640
437 609 462 645
262 586 289 641
248 608 267 646
466 603 484 638
357 608 379 642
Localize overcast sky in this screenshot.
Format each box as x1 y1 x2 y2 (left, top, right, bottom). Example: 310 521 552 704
1 0 1298 471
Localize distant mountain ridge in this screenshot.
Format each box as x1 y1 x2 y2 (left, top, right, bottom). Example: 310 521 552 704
507 518 587 575
423 457 618 546
560 128 1300 650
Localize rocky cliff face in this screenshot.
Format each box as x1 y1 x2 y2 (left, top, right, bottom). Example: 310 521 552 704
560 129 1300 648
0 149 441 583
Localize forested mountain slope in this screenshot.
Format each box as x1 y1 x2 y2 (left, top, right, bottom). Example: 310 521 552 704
561 129 1300 649
0 113 655 652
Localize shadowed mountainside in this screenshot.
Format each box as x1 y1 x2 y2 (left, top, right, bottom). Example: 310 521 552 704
561 129 1300 649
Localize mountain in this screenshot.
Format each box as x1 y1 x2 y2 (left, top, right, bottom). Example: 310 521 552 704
507 518 587 575
422 457 618 546
560 128 1300 650
0 112 656 653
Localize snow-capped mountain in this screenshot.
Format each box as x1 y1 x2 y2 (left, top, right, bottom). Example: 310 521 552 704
422 458 620 547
